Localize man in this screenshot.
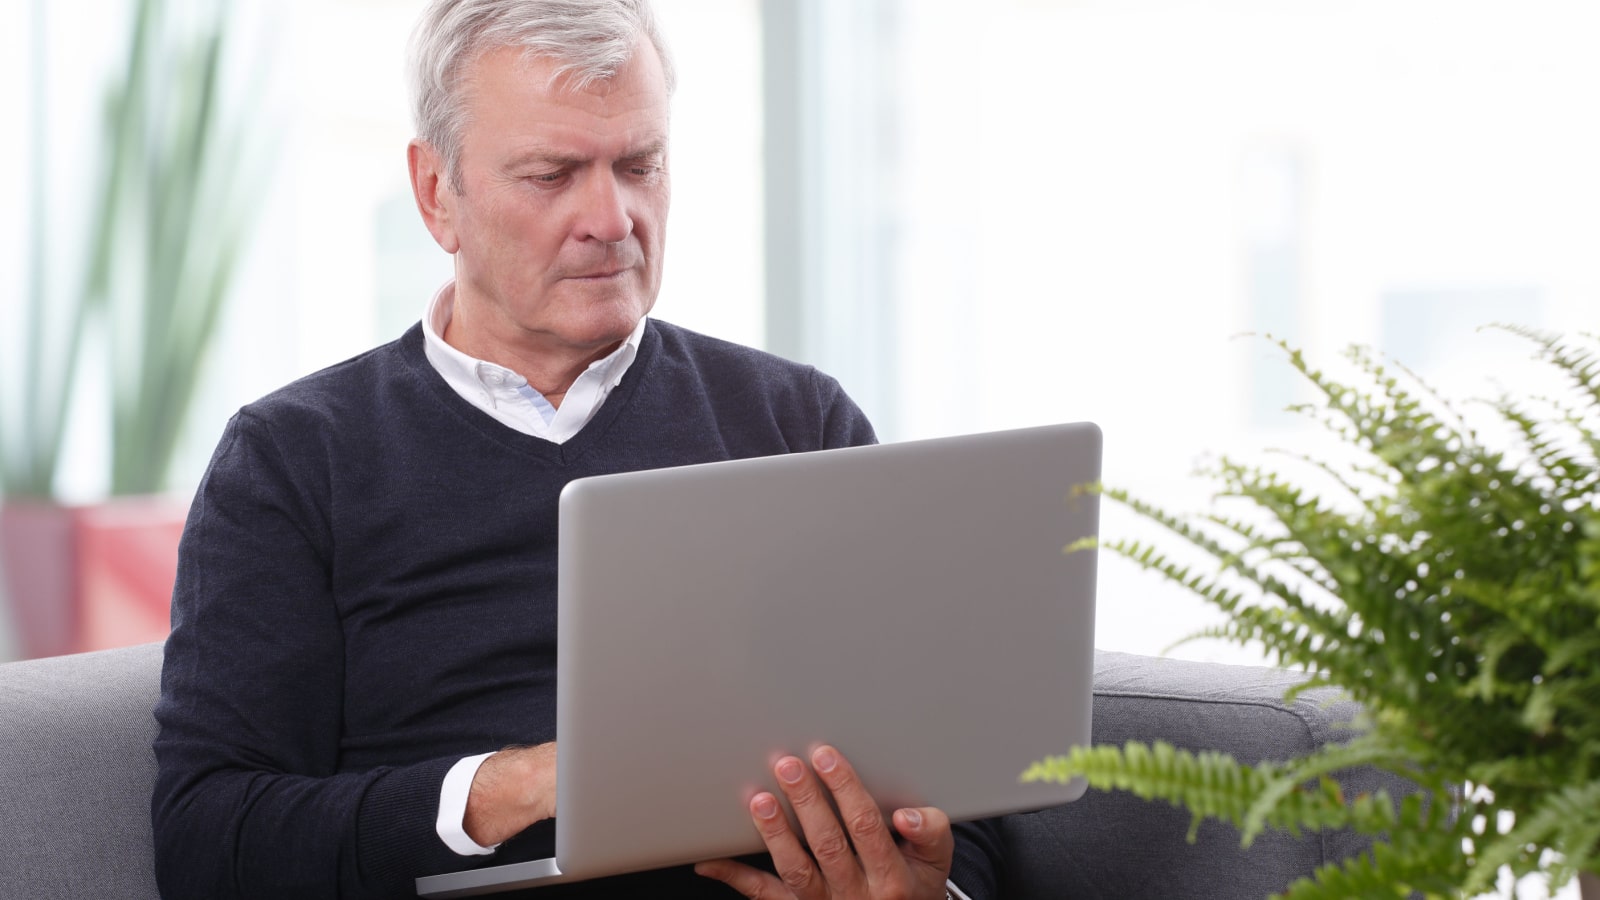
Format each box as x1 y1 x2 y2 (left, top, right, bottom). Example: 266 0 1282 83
152 2 1001 898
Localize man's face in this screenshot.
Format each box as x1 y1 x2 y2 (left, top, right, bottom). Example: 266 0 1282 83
416 41 671 363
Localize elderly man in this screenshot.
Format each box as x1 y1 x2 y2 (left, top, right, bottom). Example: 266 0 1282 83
152 1 1001 898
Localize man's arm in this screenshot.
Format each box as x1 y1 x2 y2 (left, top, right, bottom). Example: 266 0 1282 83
460 743 558 846
812 369 880 451
151 411 485 900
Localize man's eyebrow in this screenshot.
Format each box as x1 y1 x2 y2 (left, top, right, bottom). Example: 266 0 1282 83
621 140 669 161
504 140 668 171
504 147 584 171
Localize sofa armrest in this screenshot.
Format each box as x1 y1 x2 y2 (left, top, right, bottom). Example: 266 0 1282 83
0 641 165 900
1001 650 1410 900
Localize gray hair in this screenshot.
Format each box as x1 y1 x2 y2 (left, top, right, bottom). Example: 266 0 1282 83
408 0 677 190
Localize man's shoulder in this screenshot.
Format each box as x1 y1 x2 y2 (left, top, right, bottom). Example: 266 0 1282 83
639 319 875 450
646 319 822 386
237 327 420 429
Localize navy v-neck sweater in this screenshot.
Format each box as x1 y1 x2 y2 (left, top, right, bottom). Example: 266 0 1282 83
152 321 1002 899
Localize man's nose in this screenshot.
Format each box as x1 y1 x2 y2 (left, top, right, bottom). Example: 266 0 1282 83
577 171 633 244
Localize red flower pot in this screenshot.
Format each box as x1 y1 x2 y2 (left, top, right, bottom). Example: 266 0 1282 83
1 497 187 659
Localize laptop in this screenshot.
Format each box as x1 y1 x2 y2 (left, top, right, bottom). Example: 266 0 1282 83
416 421 1102 897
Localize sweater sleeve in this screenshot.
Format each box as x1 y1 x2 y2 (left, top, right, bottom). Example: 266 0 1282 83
949 817 1007 900
810 369 879 450
152 411 470 899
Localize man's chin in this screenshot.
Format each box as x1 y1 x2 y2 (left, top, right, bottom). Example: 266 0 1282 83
558 306 650 350
532 281 654 343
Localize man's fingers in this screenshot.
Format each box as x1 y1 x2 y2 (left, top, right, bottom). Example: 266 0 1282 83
808 746 906 890
892 806 955 872
745 789 827 898
725 749 956 900
772 755 867 895
695 858 785 899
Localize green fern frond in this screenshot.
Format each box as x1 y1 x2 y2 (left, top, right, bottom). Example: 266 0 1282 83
1542 630 1600 681
1495 324 1600 417
1104 492 1349 633
1103 488 1259 572
1240 736 1430 846
1063 535 1098 555
1275 822 1468 900
1099 540 1250 608
1022 742 1273 840
1465 779 1600 894
1022 741 1409 846
1491 395 1596 498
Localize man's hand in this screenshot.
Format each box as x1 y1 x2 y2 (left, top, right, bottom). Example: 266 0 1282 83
695 745 954 900
463 742 558 847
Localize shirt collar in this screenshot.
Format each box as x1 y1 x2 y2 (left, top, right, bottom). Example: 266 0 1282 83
421 280 647 406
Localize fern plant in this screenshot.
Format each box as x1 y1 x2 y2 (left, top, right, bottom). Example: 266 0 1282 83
1024 326 1600 899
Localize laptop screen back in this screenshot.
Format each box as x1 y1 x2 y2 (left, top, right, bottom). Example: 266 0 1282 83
552 421 1102 880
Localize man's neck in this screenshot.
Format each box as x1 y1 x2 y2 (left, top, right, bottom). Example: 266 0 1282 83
441 310 623 409
453 331 615 407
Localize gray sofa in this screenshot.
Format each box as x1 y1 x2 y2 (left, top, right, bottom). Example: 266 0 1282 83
0 643 1400 899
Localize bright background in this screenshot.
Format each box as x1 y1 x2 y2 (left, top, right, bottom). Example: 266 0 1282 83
4 2 1595 894
5 0 1598 683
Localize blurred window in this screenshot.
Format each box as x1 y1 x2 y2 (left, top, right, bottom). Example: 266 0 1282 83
776 0 1600 660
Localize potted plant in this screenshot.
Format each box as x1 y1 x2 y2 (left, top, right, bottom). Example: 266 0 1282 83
1025 327 1600 899
0 0 267 658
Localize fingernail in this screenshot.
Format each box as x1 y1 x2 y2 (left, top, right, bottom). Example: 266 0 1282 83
753 793 780 819
813 747 838 773
901 808 923 830
777 758 804 784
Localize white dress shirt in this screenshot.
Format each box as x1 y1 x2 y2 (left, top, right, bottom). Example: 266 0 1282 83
422 281 648 443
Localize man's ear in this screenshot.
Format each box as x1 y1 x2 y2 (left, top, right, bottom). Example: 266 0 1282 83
409 139 461 254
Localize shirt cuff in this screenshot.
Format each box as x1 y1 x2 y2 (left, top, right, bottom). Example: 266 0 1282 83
436 752 500 856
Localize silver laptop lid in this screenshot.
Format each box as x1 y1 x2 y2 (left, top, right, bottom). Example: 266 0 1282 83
553 421 1101 881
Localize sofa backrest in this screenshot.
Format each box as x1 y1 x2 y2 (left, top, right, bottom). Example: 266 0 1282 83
0 641 164 900
1 642 1401 900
